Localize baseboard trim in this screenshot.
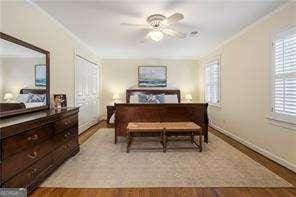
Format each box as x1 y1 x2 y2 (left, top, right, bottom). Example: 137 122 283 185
79 119 99 134
209 123 296 173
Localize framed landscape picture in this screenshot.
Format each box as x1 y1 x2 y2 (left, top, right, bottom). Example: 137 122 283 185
138 66 167 87
35 64 46 86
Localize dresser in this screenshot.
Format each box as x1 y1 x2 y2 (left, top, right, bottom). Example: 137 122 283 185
0 107 79 193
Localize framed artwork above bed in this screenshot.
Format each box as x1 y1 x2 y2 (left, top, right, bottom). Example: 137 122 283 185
138 66 167 87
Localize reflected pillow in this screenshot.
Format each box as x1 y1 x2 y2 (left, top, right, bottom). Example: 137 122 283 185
16 94 30 103
27 93 46 103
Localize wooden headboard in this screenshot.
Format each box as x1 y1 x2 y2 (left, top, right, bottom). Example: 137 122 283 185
20 88 47 94
126 89 181 103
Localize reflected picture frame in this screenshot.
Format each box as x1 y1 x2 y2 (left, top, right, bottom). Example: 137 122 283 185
35 64 46 87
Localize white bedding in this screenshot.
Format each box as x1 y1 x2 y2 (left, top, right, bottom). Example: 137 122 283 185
109 113 115 124
16 93 46 108
108 94 179 124
163 94 178 103
129 94 178 104
24 102 45 108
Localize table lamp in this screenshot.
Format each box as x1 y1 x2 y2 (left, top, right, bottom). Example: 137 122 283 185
112 93 121 103
185 94 193 103
4 93 14 102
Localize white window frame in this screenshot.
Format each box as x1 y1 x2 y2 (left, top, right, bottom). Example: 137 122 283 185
204 57 221 107
269 27 296 125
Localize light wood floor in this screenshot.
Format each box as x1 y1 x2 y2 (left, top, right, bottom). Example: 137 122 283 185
31 121 296 197
32 187 296 197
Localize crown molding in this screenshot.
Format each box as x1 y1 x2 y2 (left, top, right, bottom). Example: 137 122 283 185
26 0 98 57
101 57 199 61
200 1 295 59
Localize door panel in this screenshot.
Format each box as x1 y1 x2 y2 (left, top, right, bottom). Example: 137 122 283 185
75 55 100 134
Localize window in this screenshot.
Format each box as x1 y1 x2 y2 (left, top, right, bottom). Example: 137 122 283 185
204 58 220 106
270 28 296 124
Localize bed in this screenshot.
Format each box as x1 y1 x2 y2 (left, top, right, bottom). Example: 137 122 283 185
0 88 47 112
113 88 209 144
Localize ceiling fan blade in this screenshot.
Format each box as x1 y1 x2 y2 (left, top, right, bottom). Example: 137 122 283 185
162 28 186 39
140 32 152 43
120 23 150 28
163 13 184 26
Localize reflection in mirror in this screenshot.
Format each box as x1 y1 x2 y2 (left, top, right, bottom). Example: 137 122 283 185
0 38 47 113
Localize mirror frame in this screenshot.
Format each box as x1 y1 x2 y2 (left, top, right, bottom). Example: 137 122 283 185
0 32 50 118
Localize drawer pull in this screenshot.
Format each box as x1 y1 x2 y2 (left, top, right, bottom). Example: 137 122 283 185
27 168 38 177
28 134 38 141
27 151 38 159
65 121 70 126
64 132 71 138
63 144 70 149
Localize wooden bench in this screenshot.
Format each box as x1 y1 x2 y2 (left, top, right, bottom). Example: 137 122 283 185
126 122 202 153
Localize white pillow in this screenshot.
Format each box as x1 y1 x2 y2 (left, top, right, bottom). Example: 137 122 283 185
109 113 115 123
129 95 139 103
16 94 30 103
164 94 178 103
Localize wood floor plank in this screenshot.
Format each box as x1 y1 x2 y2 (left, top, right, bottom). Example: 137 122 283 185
31 188 296 197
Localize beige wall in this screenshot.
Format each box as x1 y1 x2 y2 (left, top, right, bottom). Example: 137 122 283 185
1 57 45 98
1 1 98 106
102 59 202 115
201 3 296 171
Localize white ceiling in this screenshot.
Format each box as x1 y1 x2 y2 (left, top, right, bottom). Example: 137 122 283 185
35 0 286 59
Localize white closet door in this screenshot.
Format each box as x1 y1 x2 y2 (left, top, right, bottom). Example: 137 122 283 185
75 55 100 134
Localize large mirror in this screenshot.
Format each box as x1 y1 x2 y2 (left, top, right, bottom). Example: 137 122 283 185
0 33 50 118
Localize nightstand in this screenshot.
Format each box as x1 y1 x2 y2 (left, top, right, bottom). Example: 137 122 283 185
106 105 116 124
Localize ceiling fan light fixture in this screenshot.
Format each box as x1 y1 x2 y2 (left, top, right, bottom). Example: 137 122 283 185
149 31 164 42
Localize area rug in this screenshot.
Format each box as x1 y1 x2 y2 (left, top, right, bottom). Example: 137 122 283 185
41 128 292 188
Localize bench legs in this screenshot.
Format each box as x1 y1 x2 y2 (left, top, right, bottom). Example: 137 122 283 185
126 129 132 153
190 131 203 152
126 129 202 153
199 133 202 152
163 130 167 153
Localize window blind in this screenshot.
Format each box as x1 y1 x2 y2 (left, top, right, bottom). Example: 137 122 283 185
272 32 296 117
205 59 220 105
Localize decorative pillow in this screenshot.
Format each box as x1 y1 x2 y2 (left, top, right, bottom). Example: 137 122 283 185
138 94 148 103
155 94 165 103
146 94 158 103
16 94 30 103
27 93 46 103
129 95 139 103
164 94 178 103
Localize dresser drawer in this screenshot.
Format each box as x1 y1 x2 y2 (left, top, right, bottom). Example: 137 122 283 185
4 153 53 188
2 124 54 159
53 126 78 148
53 138 78 165
54 114 78 133
2 139 53 181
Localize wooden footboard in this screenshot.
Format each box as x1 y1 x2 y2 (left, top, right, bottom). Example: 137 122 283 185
114 103 208 144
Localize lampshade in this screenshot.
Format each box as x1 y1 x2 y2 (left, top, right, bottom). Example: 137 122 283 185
185 94 192 100
4 93 14 100
112 93 121 100
149 31 164 42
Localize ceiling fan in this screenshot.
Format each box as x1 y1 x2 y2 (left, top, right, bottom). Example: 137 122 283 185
121 13 186 42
